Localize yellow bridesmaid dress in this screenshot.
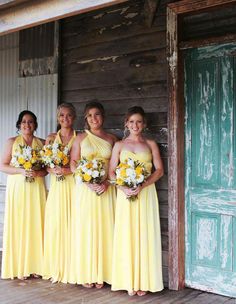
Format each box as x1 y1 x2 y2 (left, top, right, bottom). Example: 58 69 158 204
111 150 164 293
43 130 76 283
70 130 116 285
1 135 46 279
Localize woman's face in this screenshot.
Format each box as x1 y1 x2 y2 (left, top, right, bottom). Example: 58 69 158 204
58 107 75 129
126 113 145 135
86 108 103 130
20 114 36 135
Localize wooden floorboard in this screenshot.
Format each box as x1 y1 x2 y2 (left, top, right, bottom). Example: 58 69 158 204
0 250 234 304
0 277 234 304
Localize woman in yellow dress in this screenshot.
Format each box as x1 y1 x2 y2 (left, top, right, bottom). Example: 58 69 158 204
70 101 117 288
0 110 47 280
43 103 77 283
109 106 164 296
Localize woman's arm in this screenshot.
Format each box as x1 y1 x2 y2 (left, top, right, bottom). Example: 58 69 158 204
70 133 86 173
140 140 164 190
108 141 122 181
0 137 25 175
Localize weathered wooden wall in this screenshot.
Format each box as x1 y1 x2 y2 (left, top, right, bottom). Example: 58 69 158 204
60 0 171 285
182 4 236 42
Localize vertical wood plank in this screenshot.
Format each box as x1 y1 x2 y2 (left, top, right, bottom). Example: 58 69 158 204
167 5 185 290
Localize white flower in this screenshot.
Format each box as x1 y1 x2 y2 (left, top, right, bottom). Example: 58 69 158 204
127 158 134 167
92 159 98 168
126 168 136 179
137 175 144 183
100 170 105 176
87 169 92 176
92 170 99 178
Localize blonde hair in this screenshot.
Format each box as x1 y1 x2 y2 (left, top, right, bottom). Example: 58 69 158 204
57 103 76 130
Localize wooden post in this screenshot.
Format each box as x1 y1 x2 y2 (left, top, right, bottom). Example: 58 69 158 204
167 6 185 291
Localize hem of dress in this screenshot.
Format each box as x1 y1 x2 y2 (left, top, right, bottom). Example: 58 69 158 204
1 272 42 280
68 279 112 285
111 285 164 293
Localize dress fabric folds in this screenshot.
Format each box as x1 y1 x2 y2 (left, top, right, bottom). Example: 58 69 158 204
43 130 76 283
1 135 46 279
111 150 164 293
69 130 116 285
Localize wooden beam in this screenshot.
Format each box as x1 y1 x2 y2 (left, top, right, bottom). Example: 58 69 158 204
0 0 29 10
179 33 236 49
143 0 160 27
0 0 128 36
167 0 236 292
168 0 236 14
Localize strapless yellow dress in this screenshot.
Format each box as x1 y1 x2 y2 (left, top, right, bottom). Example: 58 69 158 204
111 150 164 292
1 135 46 279
43 130 76 283
69 130 116 285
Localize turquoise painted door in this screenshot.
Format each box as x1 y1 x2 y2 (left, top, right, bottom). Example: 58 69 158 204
185 44 236 297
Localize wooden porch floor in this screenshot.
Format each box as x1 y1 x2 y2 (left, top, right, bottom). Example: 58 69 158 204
0 277 235 304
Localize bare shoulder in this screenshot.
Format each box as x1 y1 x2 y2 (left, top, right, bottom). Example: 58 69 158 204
7 136 17 144
146 138 159 150
3 137 16 154
74 132 87 143
107 132 119 145
113 139 124 150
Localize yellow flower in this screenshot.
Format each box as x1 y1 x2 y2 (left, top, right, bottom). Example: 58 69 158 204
18 156 26 165
31 156 37 164
57 151 63 159
55 159 61 165
24 161 32 170
45 149 52 156
120 169 127 178
118 163 129 169
135 166 143 175
86 162 93 169
116 178 123 186
62 156 69 166
84 173 92 182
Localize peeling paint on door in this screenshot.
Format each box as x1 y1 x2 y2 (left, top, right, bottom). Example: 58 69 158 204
185 43 236 297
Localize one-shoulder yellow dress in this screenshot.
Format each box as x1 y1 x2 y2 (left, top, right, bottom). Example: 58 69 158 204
43 130 76 283
69 130 116 285
1 135 46 279
112 150 163 293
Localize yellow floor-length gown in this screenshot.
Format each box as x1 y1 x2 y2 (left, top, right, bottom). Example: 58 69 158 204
43 130 76 283
1 135 46 279
112 150 164 293
69 130 116 285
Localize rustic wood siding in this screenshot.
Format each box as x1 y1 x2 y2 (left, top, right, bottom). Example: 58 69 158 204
182 4 236 41
61 0 170 285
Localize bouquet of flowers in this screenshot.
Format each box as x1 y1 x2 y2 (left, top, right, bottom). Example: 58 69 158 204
11 144 42 182
74 157 106 188
115 158 149 201
40 142 70 181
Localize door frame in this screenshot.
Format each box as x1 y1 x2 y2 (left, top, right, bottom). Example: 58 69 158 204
167 0 236 290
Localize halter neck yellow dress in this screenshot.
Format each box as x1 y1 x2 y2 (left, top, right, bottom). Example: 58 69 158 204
43 130 76 283
70 130 116 285
112 150 164 293
1 135 46 279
